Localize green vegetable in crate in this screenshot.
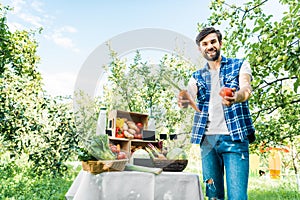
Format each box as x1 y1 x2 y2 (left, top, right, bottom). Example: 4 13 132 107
166 147 187 160
86 135 117 160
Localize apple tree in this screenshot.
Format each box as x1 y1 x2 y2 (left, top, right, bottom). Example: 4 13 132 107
102 49 201 139
0 4 78 176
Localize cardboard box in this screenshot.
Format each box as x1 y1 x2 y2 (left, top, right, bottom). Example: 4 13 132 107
108 110 148 138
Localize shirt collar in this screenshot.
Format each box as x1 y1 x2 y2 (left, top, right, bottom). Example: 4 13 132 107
220 55 228 64
204 55 227 71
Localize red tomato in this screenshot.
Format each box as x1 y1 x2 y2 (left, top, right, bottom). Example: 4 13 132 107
136 122 143 129
219 87 234 97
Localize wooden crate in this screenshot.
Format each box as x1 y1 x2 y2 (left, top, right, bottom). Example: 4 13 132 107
109 137 130 152
107 110 148 138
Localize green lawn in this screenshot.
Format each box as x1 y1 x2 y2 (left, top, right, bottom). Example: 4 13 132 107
248 176 300 200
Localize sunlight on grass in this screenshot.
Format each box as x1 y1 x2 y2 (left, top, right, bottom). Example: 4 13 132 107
248 176 300 200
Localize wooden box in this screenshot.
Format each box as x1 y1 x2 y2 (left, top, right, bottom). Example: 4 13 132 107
109 137 130 153
108 110 148 138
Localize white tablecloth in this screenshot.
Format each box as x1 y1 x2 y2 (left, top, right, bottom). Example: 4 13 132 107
65 170 204 200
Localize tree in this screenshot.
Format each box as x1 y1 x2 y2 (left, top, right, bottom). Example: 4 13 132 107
102 48 199 139
0 4 78 176
201 0 299 186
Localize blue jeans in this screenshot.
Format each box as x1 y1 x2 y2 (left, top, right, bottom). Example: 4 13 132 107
200 135 249 200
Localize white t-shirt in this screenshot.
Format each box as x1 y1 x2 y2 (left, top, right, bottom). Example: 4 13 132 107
187 60 252 135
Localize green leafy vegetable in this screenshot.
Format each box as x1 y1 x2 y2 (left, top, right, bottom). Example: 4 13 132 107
86 135 116 160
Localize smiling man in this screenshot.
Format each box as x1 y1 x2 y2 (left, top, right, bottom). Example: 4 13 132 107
178 27 255 200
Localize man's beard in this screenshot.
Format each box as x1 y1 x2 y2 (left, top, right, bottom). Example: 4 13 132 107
203 48 221 61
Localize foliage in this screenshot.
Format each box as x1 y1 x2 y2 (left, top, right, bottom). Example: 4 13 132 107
202 0 299 175
102 49 200 138
26 96 79 175
0 154 80 199
0 4 78 176
73 91 102 157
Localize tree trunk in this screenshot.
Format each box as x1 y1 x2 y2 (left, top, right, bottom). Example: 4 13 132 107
291 144 300 191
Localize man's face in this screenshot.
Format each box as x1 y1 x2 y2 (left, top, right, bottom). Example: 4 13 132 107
198 33 222 61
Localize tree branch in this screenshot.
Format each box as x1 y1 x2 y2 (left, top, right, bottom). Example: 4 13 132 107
224 0 269 27
254 76 298 90
252 98 300 122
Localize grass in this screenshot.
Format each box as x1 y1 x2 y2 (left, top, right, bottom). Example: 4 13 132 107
248 175 300 200
195 175 300 200
196 175 300 200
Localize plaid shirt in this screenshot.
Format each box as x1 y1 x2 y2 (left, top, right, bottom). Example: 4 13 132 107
190 56 255 144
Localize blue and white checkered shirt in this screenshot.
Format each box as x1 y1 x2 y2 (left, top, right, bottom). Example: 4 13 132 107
190 56 255 144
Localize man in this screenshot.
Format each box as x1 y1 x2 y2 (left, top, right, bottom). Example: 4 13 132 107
178 27 255 200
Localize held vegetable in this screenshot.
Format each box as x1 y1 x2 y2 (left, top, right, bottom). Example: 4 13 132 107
179 90 201 112
219 87 234 97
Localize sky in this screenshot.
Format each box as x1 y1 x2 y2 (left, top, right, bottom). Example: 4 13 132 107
2 0 212 97
2 0 287 97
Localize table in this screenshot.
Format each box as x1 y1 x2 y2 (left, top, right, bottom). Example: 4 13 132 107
65 170 204 200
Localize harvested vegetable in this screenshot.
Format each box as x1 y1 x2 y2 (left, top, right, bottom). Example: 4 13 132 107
115 127 125 138
124 130 134 139
147 143 167 160
131 149 150 159
116 118 125 128
86 134 117 160
124 164 162 175
166 147 187 160
145 147 156 159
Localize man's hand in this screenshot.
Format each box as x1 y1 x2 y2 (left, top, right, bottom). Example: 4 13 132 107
221 88 236 106
177 90 190 108
221 73 252 107
177 95 190 108
177 90 201 112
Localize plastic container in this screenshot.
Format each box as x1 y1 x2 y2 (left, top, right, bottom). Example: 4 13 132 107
269 149 281 179
96 108 107 135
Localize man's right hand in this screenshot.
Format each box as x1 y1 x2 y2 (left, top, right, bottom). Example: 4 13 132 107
177 90 201 112
177 92 190 108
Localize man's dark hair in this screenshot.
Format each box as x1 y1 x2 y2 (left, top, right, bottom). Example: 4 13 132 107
195 27 222 46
